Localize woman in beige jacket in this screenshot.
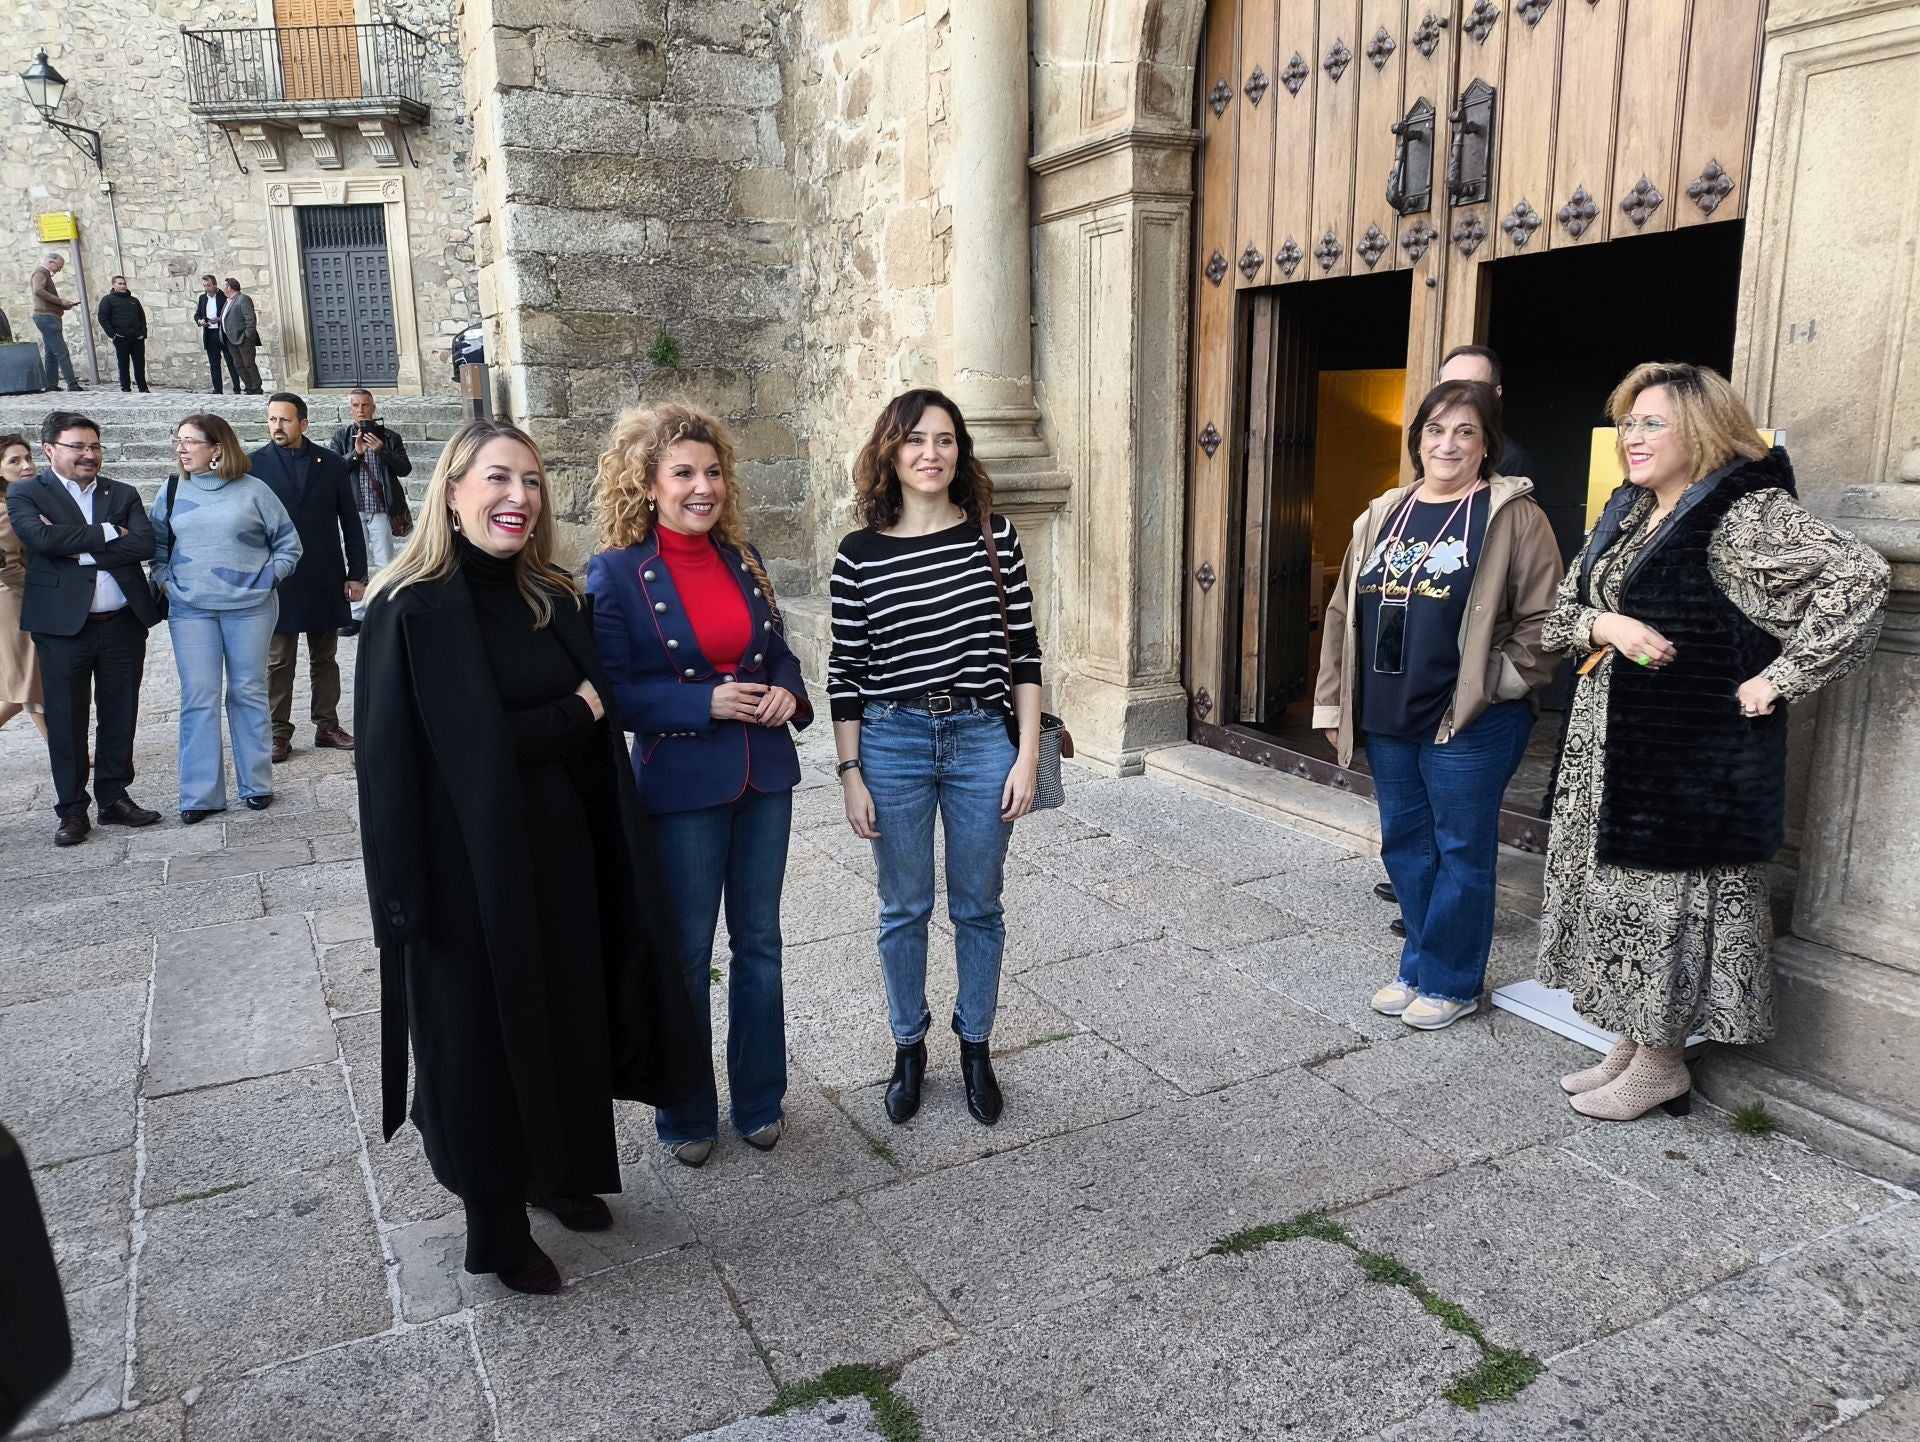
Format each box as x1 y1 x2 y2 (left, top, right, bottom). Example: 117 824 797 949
1315 379 1563 1029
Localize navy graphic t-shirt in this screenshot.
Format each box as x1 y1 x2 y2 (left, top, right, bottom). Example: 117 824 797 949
1356 492 1489 739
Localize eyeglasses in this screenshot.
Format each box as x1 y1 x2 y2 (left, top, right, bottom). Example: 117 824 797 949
49 441 104 455
175 437 212 448
1615 416 1670 437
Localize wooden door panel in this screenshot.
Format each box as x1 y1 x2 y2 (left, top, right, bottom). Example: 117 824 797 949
1352 0 1406 274
1189 0 1244 730
1238 296 1318 720
1235 0 1282 287
1269 0 1322 285
1549 0 1625 251
1674 0 1764 229
1492 0 1563 259
1609 0 1691 240
1439 0 1509 354
1310 0 1365 279
1397 0 1456 426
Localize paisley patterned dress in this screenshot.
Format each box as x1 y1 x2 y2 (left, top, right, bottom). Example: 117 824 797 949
1537 487 1888 1046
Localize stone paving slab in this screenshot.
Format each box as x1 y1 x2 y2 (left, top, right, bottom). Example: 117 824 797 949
134 1158 390 1400
1022 936 1362 1095
183 1322 492 1442
17 1279 128 1434
163 840 312 883
0 938 152 1011
1233 929 1423 1041
684 1398 883 1441
0 980 147 1165
141 1064 359 1207
900 1238 1473 1441
144 915 334 1097
861 1067 1453 1326
6 878 265 959
1834 1388 1920 1438
16 862 168 909
1064 776 1364 884
21 1403 183 1442
333 1012 458 1226
1094 865 1310 952
473 1246 776 1442
316 940 379 1018
34 1148 134 1293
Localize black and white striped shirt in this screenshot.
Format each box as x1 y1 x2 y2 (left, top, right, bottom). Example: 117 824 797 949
827 514 1043 721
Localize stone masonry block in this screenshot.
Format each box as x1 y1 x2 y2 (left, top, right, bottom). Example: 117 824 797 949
664 220 794 268
504 203 664 258
535 30 665 100
506 363 569 417
495 93 649 153
729 169 800 221
734 418 799 462
561 155 733 216
490 0 665 40
751 369 798 415
645 104 781 167
670 0 776 54
664 47 782 108
637 366 752 414
568 366 640 414
517 309 655 367
551 257 790 321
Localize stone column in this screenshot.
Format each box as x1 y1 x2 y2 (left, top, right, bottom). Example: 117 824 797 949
947 0 1063 492
1701 456 1920 1186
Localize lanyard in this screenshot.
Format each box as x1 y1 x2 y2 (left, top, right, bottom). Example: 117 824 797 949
1376 483 1480 609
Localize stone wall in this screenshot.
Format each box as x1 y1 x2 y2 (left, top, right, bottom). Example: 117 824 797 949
2 0 474 395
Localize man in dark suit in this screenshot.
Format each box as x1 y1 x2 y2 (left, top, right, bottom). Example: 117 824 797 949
5 411 162 845
251 393 366 762
219 278 263 395
192 274 241 395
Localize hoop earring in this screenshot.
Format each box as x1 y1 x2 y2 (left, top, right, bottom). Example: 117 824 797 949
451 512 463 534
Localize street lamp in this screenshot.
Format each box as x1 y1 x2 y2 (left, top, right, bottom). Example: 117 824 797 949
19 50 103 171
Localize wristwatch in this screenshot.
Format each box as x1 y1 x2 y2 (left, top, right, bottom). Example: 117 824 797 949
836 758 862 777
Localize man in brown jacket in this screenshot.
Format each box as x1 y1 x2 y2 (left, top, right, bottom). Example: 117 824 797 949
29 255 81 392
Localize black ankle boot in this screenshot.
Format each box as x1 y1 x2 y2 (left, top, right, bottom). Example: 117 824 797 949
958 1038 1003 1126
884 1040 926 1124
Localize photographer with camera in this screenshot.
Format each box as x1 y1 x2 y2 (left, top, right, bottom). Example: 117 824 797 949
328 388 413 636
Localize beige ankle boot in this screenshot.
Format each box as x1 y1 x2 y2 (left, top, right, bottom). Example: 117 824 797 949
1560 1036 1638 1096
1569 1044 1691 1120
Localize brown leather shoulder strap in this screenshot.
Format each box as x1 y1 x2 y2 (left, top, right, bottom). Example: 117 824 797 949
979 510 1010 645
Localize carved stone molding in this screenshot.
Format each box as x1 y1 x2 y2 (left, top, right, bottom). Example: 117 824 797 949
1323 38 1353 84
235 124 286 172
1400 220 1438 263
1275 235 1304 277
1356 225 1390 269
1619 175 1663 228
297 122 346 170
1314 230 1343 271
1450 213 1487 257
1280 54 1309 97
357 119 402 168
1237 241 1264 281
1198 422 1222 458
1206 249 1229 286
1412 12 1449 57
1244 66 1270 106
1687 160 1734 216
1367 27 1397 71
1465 0 1501 44
1557 186 1599 238
1501 198 1542 247
1209 78 1233 117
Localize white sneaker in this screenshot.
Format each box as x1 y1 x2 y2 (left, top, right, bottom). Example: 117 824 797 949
1370 982 1418 1016
1402 995 1478 1030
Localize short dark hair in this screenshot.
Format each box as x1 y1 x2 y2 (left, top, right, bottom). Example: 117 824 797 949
267 392 308 421
201 273 217 285
41 410 101 446
223 277 241 291
1407 380 1504 479
111 274 126 284
1441 344 1503 388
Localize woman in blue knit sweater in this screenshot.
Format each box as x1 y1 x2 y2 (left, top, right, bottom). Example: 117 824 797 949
152 413 303 822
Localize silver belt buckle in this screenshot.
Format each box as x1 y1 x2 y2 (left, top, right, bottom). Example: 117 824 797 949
926 692 955 715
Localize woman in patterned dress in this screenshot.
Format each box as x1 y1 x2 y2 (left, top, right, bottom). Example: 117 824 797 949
0 434 48 737
1539 362 1889 1120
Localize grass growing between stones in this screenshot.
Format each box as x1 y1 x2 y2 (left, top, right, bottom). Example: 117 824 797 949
1731 1101 1777 1136
767 1363 923 1442
1209 1211 1544 1412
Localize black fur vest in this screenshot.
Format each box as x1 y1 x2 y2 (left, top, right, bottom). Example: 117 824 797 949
1578 450 1795 872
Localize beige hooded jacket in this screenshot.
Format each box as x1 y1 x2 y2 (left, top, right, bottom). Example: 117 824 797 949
1313 473 1564 768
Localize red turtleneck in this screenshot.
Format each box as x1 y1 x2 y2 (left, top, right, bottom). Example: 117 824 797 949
656 525 751 672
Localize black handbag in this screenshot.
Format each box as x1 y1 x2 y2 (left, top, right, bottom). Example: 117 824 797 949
150 473 179 620
0 1123 73 1433
979 512 1073 810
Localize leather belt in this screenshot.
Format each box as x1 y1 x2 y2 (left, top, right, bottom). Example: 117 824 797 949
895 691 996 715
84 608 129 624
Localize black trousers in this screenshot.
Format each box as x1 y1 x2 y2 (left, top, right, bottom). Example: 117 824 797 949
34 610 148 816
203 328 240 392
112 337 148 391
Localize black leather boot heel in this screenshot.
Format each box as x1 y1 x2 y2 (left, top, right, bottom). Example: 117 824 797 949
958 1038 1003 1126
884 1040 926 1124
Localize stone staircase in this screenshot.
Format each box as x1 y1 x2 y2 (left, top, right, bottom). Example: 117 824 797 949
0 390 467 506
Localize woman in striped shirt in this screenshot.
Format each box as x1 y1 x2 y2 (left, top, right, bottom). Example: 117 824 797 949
829 389 1043 1128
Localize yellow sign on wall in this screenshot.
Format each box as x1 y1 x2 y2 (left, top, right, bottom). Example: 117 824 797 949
36 213 77 243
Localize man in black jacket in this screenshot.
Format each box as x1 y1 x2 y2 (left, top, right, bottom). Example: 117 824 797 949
96 276 150 393
192 274 241 394
252 393 366 761
5 411 162 846
328 388 413 637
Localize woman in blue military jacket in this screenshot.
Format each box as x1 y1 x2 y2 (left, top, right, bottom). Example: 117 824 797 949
587 404 811 1168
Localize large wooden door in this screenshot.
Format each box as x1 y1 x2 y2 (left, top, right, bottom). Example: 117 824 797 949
276 0 361 101
300 205 398 387
1186 0 1766 738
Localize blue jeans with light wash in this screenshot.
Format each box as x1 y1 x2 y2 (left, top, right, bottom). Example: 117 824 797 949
34 313 78 389
169 595 278 812
859 701 1016 1045
1363 700 1532 1004
649 786 793 1145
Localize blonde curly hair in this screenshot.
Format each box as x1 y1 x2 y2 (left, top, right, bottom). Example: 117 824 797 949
591 403 781 622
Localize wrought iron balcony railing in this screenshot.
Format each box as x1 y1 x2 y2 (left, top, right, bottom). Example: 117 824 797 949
181 23 430 123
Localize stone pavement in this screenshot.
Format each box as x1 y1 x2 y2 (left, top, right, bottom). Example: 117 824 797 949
2 630 1916 1442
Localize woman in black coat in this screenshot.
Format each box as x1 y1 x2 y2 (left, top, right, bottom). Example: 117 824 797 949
355 418 700 1294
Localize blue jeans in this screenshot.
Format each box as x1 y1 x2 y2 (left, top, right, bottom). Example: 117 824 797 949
650 787 793 1144
169 596 278 812
860 702 1016 1045
1364 701 1532 1004
34 313 77 389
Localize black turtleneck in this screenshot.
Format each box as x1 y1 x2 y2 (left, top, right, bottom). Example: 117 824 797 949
457 536 594 761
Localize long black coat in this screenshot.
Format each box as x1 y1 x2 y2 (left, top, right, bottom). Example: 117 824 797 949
249 440 367 634
354 567 701 1191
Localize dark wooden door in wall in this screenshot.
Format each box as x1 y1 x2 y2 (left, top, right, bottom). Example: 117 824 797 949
299 204 398 388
